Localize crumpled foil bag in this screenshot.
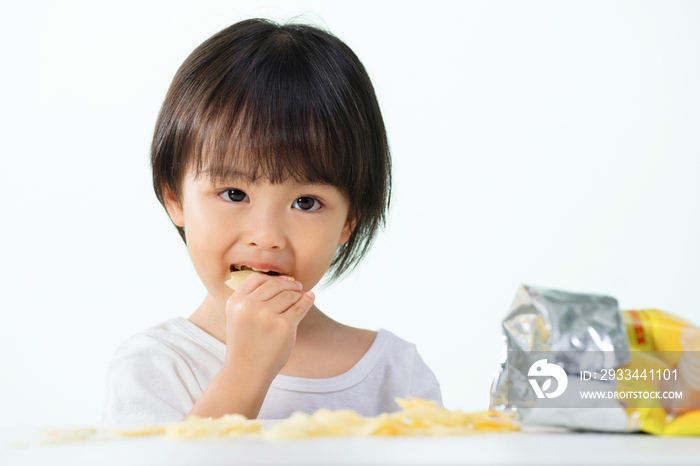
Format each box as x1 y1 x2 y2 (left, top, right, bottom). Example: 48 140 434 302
489 285 635 431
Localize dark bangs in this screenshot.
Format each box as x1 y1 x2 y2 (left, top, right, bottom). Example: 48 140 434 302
151 19 391 282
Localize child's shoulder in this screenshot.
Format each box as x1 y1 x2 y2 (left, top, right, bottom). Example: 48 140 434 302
283 317 419 379
338 326 420 369
339 325 378 349
113 317 222 358
325 320 419 359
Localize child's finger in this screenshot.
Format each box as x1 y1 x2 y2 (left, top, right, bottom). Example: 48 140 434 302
265 289 307 313
281 291 315 324
228 272 280 298
250 278 303 302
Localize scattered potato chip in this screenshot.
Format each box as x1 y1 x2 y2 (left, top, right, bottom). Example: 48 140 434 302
165 413 262 439
40 428 102 444
113 425 166 437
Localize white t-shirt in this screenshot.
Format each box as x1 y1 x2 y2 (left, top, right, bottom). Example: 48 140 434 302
101 317 442 423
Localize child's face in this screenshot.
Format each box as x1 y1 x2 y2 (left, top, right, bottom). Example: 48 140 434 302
163 167 353 307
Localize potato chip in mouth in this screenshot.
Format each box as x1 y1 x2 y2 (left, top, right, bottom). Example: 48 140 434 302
230 264 282 275
226 266 294 290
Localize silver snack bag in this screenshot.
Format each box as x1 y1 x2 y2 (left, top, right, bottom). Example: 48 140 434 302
489 285 637 431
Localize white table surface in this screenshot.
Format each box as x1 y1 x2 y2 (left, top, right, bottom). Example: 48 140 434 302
2 424 698 466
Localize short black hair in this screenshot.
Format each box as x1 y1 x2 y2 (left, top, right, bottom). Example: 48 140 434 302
151 18 391 282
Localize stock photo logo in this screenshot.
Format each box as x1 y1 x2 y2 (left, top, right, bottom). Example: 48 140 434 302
528 359 568 399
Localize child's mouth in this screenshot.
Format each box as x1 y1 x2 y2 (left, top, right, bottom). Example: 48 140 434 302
230 264 282 276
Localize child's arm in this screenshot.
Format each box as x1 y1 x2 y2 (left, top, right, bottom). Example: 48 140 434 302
184 274 314 420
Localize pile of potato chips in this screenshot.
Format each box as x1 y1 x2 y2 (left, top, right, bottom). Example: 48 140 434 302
41 397 519 444
120 397 519 440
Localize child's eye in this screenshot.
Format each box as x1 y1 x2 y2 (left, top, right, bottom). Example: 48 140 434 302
293 196 322 211
219 189 249 202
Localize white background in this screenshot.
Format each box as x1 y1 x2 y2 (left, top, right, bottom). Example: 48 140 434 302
1 1 698 426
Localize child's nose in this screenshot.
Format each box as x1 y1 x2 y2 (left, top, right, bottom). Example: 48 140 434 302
244 210 287 250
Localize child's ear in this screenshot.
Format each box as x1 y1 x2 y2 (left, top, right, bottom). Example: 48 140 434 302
338 214 356 246
163 187 185 228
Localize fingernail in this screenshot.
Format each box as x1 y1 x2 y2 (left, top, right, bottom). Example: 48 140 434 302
305 291 315 299
294 281 303 289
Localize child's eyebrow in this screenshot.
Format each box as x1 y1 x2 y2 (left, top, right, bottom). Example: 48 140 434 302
204 170 253 185
206 169 334 190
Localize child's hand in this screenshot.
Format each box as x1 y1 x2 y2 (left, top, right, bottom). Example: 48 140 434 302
222 273 314 379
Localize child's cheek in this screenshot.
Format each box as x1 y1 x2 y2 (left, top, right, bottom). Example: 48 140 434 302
300 231 341 290
185 222 227 297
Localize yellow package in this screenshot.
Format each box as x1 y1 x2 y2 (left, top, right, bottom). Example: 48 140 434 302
619 310 700 436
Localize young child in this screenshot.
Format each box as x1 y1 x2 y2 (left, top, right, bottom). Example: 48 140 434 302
101 18 442 423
